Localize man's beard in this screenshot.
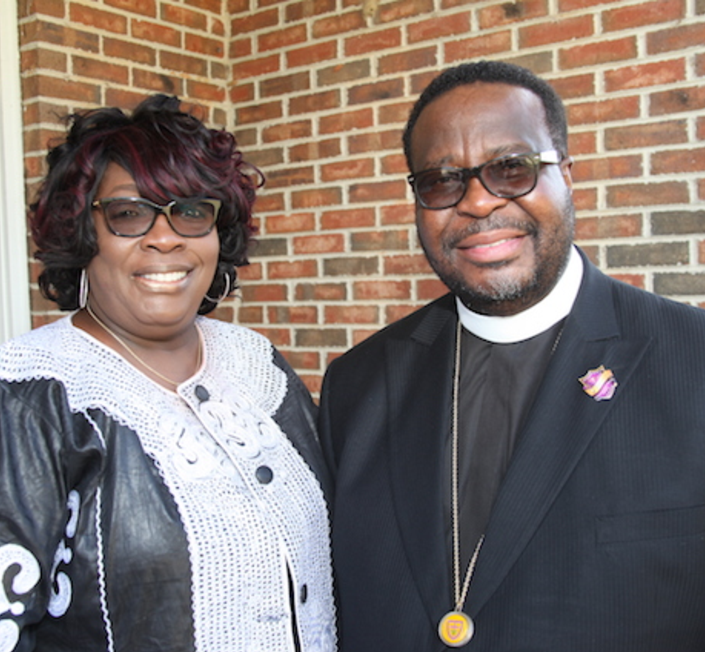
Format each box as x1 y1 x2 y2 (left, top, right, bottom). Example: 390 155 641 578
421 201 575 316
442 254 554 315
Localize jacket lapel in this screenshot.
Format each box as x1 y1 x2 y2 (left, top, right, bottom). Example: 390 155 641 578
385 295 458 620
467 259 654 615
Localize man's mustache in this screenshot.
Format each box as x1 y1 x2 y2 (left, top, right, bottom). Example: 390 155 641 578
442 217 538 249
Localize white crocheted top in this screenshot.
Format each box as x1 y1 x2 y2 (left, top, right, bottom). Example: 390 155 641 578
0 315 336 652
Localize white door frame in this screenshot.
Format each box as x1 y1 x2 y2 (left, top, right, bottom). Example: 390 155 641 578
0 0 31 343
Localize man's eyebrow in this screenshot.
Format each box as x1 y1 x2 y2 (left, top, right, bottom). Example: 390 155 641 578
421 144 539 170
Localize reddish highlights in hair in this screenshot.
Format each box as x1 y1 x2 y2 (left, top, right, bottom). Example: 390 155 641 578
31 94 260 313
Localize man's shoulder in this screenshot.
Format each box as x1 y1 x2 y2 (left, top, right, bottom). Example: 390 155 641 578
331 293 455 364
579 264 705 363
603 270 705 332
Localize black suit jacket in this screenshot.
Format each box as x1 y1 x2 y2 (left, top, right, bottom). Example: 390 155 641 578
319 251 705 651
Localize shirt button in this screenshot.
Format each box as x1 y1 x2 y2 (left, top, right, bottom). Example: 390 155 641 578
195 385 210 403
300 584 308 604
255 465 273 484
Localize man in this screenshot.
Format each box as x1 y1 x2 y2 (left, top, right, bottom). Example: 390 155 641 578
318 60 705 651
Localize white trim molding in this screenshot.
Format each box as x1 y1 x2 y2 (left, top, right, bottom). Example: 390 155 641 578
0 0 31 343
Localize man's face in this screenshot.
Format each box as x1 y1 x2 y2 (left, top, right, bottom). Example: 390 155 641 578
409 82 575 316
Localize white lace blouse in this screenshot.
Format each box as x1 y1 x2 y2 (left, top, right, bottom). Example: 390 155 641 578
0 315 336 652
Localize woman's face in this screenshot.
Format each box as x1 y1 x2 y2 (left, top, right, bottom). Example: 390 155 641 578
87 162 220 340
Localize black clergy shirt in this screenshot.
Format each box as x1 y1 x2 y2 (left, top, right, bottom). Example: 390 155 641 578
445 320 565 586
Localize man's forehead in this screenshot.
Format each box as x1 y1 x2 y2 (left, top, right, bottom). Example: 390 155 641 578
410 84 550 165
421 81 542 119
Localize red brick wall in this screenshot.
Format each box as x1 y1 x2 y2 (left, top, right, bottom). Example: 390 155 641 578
18 0 705 394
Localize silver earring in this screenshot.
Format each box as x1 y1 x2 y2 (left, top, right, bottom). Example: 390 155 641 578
205 271 231 305
78 269 89 309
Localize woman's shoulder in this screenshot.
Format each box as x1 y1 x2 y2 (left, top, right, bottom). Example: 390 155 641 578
0 316 79 379
197 317 275 358
1 315 72 345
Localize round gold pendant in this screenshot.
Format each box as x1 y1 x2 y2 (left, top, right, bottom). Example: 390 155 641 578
438 610 474 647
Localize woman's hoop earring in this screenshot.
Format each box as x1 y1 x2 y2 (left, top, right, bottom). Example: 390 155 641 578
78 269 89 309
205 271 231 305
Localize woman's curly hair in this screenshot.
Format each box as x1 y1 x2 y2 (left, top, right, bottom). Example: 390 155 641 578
30 94 260 314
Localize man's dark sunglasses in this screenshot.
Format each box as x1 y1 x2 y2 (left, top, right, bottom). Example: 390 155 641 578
407 150 563 210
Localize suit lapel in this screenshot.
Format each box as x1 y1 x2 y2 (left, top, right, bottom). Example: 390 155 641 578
386 295 457 621
467 260 654 616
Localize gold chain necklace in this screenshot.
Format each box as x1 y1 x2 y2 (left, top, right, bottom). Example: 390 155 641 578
439 318 565 646
438 318 566 647
438 321 484 648
85 303 201 388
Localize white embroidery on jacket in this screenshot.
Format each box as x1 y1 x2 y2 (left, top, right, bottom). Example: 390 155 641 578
94 487 115 652
48 490 80 618
0 543 41 652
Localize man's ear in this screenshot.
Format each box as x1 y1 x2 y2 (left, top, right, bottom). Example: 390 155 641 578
560 155 574 191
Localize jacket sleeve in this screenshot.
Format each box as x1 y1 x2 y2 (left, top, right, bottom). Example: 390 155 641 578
0 378 98 652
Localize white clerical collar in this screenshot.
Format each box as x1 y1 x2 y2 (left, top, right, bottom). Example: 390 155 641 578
456 246 584 343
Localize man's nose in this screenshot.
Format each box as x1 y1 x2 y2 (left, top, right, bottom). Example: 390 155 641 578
453 175 510 219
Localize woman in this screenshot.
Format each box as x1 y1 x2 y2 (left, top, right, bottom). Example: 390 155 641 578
0 95 336 652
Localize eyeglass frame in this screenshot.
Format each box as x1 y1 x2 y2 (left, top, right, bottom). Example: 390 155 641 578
406 150 564 210
90 196 221 238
